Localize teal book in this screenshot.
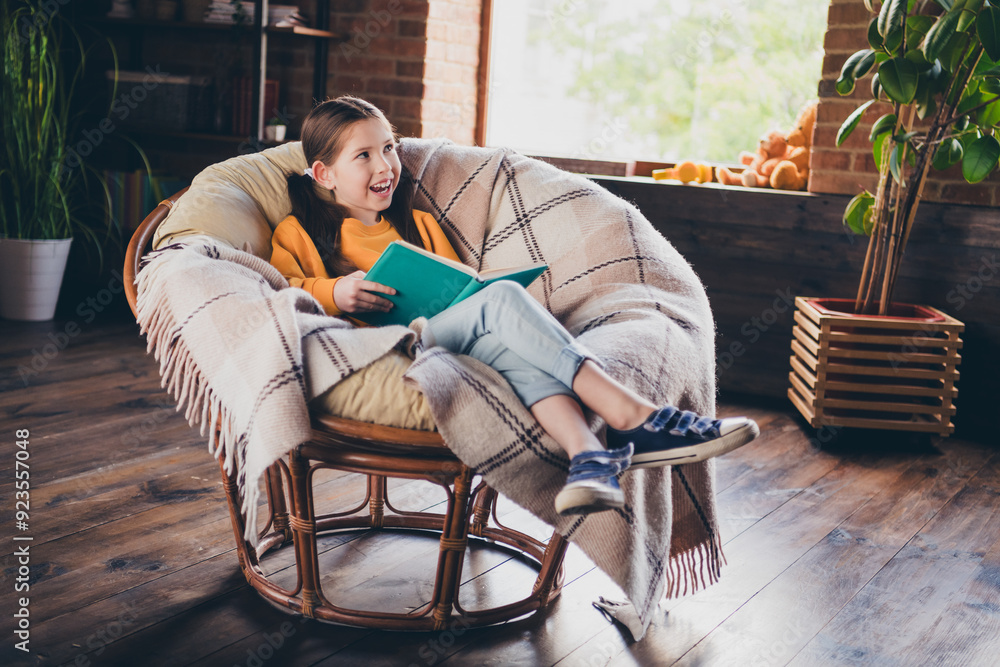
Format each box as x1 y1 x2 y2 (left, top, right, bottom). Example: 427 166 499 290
356 240 548 327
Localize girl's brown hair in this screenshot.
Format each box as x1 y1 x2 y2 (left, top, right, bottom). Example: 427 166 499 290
286 96 421 276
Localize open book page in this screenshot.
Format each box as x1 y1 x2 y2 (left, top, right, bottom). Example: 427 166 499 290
359 240 547 326
383 240 478 278
450 263 549 305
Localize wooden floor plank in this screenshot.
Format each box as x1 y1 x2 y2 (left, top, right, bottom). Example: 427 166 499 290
712 410 821 494
26 475 452 666
675 438 992 666
5 316 999 667
789 454 1000 666
903 531 1000 666
322 559 621 667
714 421 843 542
603 450 918 665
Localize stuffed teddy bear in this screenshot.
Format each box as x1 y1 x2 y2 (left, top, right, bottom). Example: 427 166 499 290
715 101 817 191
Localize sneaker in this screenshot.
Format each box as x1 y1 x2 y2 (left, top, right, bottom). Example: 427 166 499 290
607 406 759 468
554 443 633 516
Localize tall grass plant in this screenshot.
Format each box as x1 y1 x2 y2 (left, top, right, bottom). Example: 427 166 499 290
0 1 128 264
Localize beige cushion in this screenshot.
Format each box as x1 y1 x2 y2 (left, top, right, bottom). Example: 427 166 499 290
311 350 435 431
153 142 308 258
153 142 435 431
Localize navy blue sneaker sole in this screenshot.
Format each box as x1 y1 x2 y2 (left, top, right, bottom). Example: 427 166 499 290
555 480 625 515
629 420 760 468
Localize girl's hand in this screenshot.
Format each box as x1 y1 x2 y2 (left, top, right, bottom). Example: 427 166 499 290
333 270 396 314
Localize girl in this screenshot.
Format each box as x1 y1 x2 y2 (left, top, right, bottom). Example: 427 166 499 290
271 96 759 516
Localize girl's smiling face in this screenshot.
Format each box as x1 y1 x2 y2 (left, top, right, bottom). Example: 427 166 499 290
313 118 400 225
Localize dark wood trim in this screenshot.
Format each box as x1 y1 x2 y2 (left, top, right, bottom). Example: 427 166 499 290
475 0 493 147
530 155 636 177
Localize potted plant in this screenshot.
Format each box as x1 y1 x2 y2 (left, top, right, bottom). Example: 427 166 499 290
789 0 999 436
0 1 122 321
265 116 287 143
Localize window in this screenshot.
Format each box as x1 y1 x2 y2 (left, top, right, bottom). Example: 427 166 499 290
485 0 828 164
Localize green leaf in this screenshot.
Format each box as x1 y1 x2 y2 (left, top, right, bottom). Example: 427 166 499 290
917 90 938 119
879 57 920 103
905 48 934 72
958 0 985 33
923 8 964 63
854 49 879 79
962 134 1000 182
838 100 875 146
978 96 1000 126
981 78 1000 94
973 52 1000 77
890 141 906 184
869 18 885 51
879 0 908 53
961 128 984 150
871 72 883 99
944 31 972 73
978 5 1000 61
958 88 986 116
837 49 873 95
843 191 875 236
863 207 876 235
933 137 965 170
869 113 898 141
907 14 937 47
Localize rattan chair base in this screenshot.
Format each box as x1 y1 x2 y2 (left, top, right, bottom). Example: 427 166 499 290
220 440 568 631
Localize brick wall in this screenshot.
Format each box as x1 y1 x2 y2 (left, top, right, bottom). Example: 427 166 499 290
286 0 482 143
809 0 1000 206
421 0 483 144
328 0 430 138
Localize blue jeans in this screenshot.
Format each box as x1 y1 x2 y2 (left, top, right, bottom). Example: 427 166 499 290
420 281 596 407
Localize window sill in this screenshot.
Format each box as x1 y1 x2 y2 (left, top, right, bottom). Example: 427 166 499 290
588 173 819 198
528 154 818 197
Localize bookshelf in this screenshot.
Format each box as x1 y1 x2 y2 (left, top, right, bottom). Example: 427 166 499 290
90 1 340 144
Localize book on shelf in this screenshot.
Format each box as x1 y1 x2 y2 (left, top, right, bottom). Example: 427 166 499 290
354 240 548 327
103 170 188 231
231 76 279 137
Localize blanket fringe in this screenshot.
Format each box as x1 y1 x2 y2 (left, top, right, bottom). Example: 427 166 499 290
136 247 253 541
664 529 725 599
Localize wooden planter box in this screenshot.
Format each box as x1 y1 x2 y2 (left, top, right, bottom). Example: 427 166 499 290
788 297 963 436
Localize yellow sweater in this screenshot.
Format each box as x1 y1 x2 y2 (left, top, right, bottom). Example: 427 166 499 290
270 209 461 316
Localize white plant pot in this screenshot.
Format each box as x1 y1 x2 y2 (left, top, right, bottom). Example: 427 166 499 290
0 237 73 321
265 125 287 142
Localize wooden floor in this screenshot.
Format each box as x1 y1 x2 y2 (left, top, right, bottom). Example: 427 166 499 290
2 313 999 667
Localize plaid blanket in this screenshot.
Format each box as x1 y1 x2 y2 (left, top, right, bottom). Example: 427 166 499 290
135 139 722 637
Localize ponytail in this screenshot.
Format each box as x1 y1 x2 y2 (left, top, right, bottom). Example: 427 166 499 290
286 172 355 276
